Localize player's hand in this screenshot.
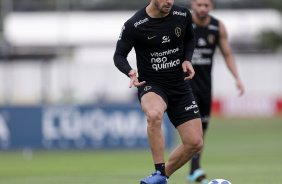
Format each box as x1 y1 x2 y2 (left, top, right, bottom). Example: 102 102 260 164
128 69 146 88
182 61 195 80
236 79 244 96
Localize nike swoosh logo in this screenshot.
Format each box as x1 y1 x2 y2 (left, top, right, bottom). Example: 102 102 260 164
148 36 156 40
194 110 199 113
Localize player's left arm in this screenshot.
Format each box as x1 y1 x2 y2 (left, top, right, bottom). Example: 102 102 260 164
218 21 245 96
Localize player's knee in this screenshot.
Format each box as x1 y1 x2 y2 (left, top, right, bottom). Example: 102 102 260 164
193 138 203 153
194 138 203 153
146 109 163 127
185 137 203 153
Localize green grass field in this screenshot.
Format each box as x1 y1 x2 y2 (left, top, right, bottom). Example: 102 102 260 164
0 117 281 184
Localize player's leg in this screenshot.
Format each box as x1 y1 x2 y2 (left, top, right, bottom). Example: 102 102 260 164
189 123 208 175
140 92 167 165
188 92 212 183
165 118 203 177
163 91 203 177
139 91 169 184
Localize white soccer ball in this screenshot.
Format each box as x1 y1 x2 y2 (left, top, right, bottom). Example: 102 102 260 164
208 179 232 184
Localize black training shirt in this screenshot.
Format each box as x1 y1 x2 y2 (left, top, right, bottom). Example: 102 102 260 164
114 5 195 93
190 16 219 93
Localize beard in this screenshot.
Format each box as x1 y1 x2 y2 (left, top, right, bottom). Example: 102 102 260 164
155 0 172 14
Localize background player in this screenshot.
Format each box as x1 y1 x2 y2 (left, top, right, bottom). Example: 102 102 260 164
114 0 204 183
187 0 245 183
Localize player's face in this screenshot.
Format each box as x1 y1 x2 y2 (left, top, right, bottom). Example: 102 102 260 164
154 0 174 15
191 0 213 20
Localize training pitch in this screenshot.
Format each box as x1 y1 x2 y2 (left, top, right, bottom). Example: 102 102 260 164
0 117 281 184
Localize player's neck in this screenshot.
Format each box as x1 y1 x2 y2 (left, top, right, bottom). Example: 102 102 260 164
146 4 169 18
192 13 211 26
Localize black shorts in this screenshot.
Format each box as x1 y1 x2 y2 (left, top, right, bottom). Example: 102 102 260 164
192 90 212 130
138 82 201 128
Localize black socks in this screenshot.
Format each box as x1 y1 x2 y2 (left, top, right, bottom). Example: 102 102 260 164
155 163 166 177
190 153 201 174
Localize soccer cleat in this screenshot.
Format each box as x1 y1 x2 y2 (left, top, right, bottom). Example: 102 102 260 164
187 168 207 183
201 179 209 184
140 170 167 184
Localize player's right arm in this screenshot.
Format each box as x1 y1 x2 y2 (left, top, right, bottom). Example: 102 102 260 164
182 8 196 81
113 21 145 88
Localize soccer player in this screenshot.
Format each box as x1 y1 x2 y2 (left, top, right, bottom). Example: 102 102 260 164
114 0 204 183
187 0 245 183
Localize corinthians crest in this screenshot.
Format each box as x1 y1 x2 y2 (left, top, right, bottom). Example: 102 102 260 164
175 27 181 37
207 34 215 44
144 86 152 91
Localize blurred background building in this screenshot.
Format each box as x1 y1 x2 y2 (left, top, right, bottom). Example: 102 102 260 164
0 0 282 150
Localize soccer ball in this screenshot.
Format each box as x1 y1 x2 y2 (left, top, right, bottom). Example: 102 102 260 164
208 179 231 184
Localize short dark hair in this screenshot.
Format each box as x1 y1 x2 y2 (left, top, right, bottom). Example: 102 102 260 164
192 0 213 2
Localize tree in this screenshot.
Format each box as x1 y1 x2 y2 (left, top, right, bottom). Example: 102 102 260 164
257 30 282 52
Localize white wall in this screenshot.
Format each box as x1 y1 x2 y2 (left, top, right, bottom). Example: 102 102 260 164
1 10 282 110
1 51 281 106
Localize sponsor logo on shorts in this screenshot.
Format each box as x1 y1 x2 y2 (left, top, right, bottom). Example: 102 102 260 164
185 101 198 111
144 86 152 91
194 110 199 114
